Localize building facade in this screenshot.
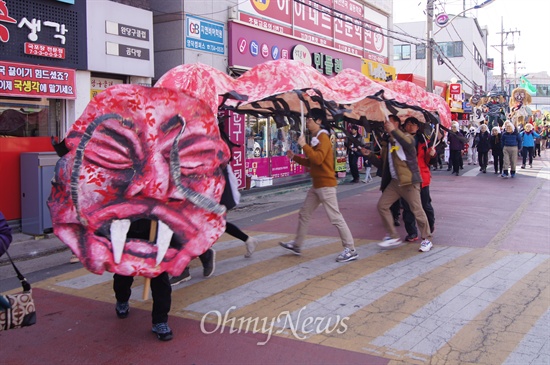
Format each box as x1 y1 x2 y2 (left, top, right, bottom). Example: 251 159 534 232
1 0 398 226
393 16 488 96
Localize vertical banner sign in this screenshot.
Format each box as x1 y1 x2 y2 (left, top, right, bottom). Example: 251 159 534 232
185 14 225 55
223 111 247 189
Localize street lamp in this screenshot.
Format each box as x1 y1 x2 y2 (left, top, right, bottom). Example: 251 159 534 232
426 0 495 93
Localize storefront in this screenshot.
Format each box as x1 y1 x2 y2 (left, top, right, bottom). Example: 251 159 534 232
0 0 153 224
0 0 86 221
224 0 390 188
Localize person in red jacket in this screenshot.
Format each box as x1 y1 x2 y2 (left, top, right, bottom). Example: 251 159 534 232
400 117 436 243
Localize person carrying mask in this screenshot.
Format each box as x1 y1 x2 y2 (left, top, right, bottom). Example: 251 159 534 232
360 115 433 253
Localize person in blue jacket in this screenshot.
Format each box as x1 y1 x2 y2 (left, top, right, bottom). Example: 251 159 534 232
0 210 12 257
501 121 522 178
519 123 540 169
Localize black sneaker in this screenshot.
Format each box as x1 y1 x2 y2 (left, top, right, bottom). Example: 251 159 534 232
169 267 191 286
279 241 301 255
152 322 173 341
200 248 216 278
115 301 129 319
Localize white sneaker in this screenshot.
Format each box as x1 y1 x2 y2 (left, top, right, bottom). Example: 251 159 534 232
244 236 258 258
419 240 433 252
377 237 403 249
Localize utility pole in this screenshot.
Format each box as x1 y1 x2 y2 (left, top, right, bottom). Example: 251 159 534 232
426 0 434 93
497 17 520 93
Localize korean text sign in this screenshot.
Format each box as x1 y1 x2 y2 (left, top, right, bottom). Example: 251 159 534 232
0 61 76 99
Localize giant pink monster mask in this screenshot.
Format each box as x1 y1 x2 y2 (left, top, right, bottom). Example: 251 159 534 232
47 85 230 278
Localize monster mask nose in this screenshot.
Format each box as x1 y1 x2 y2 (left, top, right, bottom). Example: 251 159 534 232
125 153 170 200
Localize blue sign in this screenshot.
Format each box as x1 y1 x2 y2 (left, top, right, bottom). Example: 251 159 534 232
271 46 279 60
250 41 259 57
185 15 225 55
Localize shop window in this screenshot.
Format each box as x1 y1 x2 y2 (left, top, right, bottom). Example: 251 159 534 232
245 115 302 159
0 98 48 137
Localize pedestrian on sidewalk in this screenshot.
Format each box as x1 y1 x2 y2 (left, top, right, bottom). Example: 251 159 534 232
360 115 433 252
476 124 491 173
520 123 540 169
362 157 373 183
279 108 357 262
490 126 504 174
501 121 522 178
346 125 361 183
431 131 446 170
0 210 12 258
400 117 436 244
466 126 478 165
447 122 467 176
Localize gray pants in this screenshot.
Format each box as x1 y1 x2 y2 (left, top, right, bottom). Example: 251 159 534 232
294 186 355 250
503 145 518 172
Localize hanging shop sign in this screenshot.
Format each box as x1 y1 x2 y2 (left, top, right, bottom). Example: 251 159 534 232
0 61 76 99
0 0 86 69
361 59 396 82
185 14 225 55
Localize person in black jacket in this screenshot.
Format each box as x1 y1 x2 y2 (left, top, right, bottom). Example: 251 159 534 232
346 125 361 183
489 126 504 174
475 124 491 173
447 122 467 176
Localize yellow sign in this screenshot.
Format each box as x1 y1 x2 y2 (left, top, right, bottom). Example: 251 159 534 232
361 59 396 82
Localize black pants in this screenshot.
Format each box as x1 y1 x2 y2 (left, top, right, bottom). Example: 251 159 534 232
477 151 488 170
450 150 462 173
390 200 400 220
113 272 171 324
226 222 249 242
522 147 534 165
402 185 435 237
535 143 541 156
492 151 503 173
348 153 359 180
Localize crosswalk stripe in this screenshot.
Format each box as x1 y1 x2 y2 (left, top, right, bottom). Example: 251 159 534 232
435 258 550 364
503 308 550 365
53 233 287 290
369 253 549 356
272 246 472 333
142 236 340 303
183 240 384 313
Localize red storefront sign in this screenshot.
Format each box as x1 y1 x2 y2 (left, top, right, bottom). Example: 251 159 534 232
449 83 461 95
0 61 76 99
